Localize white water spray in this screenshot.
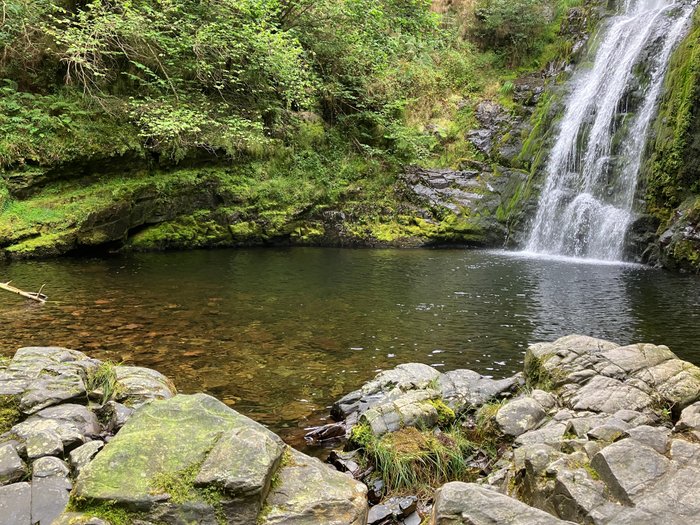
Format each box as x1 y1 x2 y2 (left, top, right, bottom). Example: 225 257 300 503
526 0 696 261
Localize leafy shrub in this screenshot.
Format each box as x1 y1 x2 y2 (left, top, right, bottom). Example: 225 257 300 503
474 0 551 64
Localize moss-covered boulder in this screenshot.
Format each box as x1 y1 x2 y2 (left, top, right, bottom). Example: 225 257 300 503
69 393 367 524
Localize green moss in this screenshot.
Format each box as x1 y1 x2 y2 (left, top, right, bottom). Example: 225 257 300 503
429 399 456 427
129 211 232 250
66 499 139 525
567 458 600 481
474 399 506 440
149 463 201 504
645 8 700 216
0 395 21 435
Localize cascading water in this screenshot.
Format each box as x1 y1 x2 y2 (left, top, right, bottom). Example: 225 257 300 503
525 0 696 261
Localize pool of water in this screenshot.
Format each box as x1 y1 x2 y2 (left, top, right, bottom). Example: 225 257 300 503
1 248 699 448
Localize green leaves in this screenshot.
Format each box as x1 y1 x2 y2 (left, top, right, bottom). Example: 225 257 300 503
475 0 552 64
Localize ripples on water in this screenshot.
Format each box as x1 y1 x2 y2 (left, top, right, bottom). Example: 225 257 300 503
1 248 699 448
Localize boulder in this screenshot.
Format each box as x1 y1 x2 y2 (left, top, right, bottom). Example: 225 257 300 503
72 394 366 524
361 390 440 436
114 366 177 407
0 443 25 485
431 482 574 524
440 370 520 410
3 347 98 414
496 397 548 437
31 457 72 525
590 439 670 505
331 363 441 421
25 429 64 460
675 401 700 439
259 448 368 525
11 404 101 449
69 441 104 476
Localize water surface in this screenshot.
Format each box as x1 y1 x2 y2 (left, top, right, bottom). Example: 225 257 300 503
1 248 699 447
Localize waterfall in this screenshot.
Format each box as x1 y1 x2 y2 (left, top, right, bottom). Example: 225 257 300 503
525 0 696 261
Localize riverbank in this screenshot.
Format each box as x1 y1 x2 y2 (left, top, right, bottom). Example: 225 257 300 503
1 335 700 524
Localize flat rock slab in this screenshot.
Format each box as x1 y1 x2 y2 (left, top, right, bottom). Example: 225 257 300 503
4 347 99 414
431 482 574 524
591 439 670 505
11 403 101 449
0 482 31 525
259 449 368 525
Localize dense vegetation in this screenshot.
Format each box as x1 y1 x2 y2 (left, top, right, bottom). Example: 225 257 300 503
0 0 591 257
0 0 576 166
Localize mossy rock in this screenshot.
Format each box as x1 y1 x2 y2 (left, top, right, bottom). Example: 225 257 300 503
72 394 285 524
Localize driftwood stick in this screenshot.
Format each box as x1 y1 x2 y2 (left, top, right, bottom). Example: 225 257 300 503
0 281 47 303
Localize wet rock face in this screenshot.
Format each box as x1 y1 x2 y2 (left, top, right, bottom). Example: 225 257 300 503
657 196 700 273
398 164 531 248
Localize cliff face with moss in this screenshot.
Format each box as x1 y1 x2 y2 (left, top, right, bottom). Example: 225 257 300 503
640 7 700 272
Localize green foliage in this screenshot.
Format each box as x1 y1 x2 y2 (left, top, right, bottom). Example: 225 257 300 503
0 81 139 167
86 361 122 405
474 0 551 64
350 425 477 495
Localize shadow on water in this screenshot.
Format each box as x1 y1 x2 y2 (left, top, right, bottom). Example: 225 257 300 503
1 248 699 450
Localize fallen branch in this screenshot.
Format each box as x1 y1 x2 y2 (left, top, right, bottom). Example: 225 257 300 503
0 281 48 303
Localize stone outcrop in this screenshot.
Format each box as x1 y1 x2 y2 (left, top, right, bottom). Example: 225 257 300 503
0 347 176 525
329 361 520 437
329 335 700 524
0 346 367 525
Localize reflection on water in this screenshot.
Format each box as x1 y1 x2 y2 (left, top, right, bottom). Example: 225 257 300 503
1 248 699 448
